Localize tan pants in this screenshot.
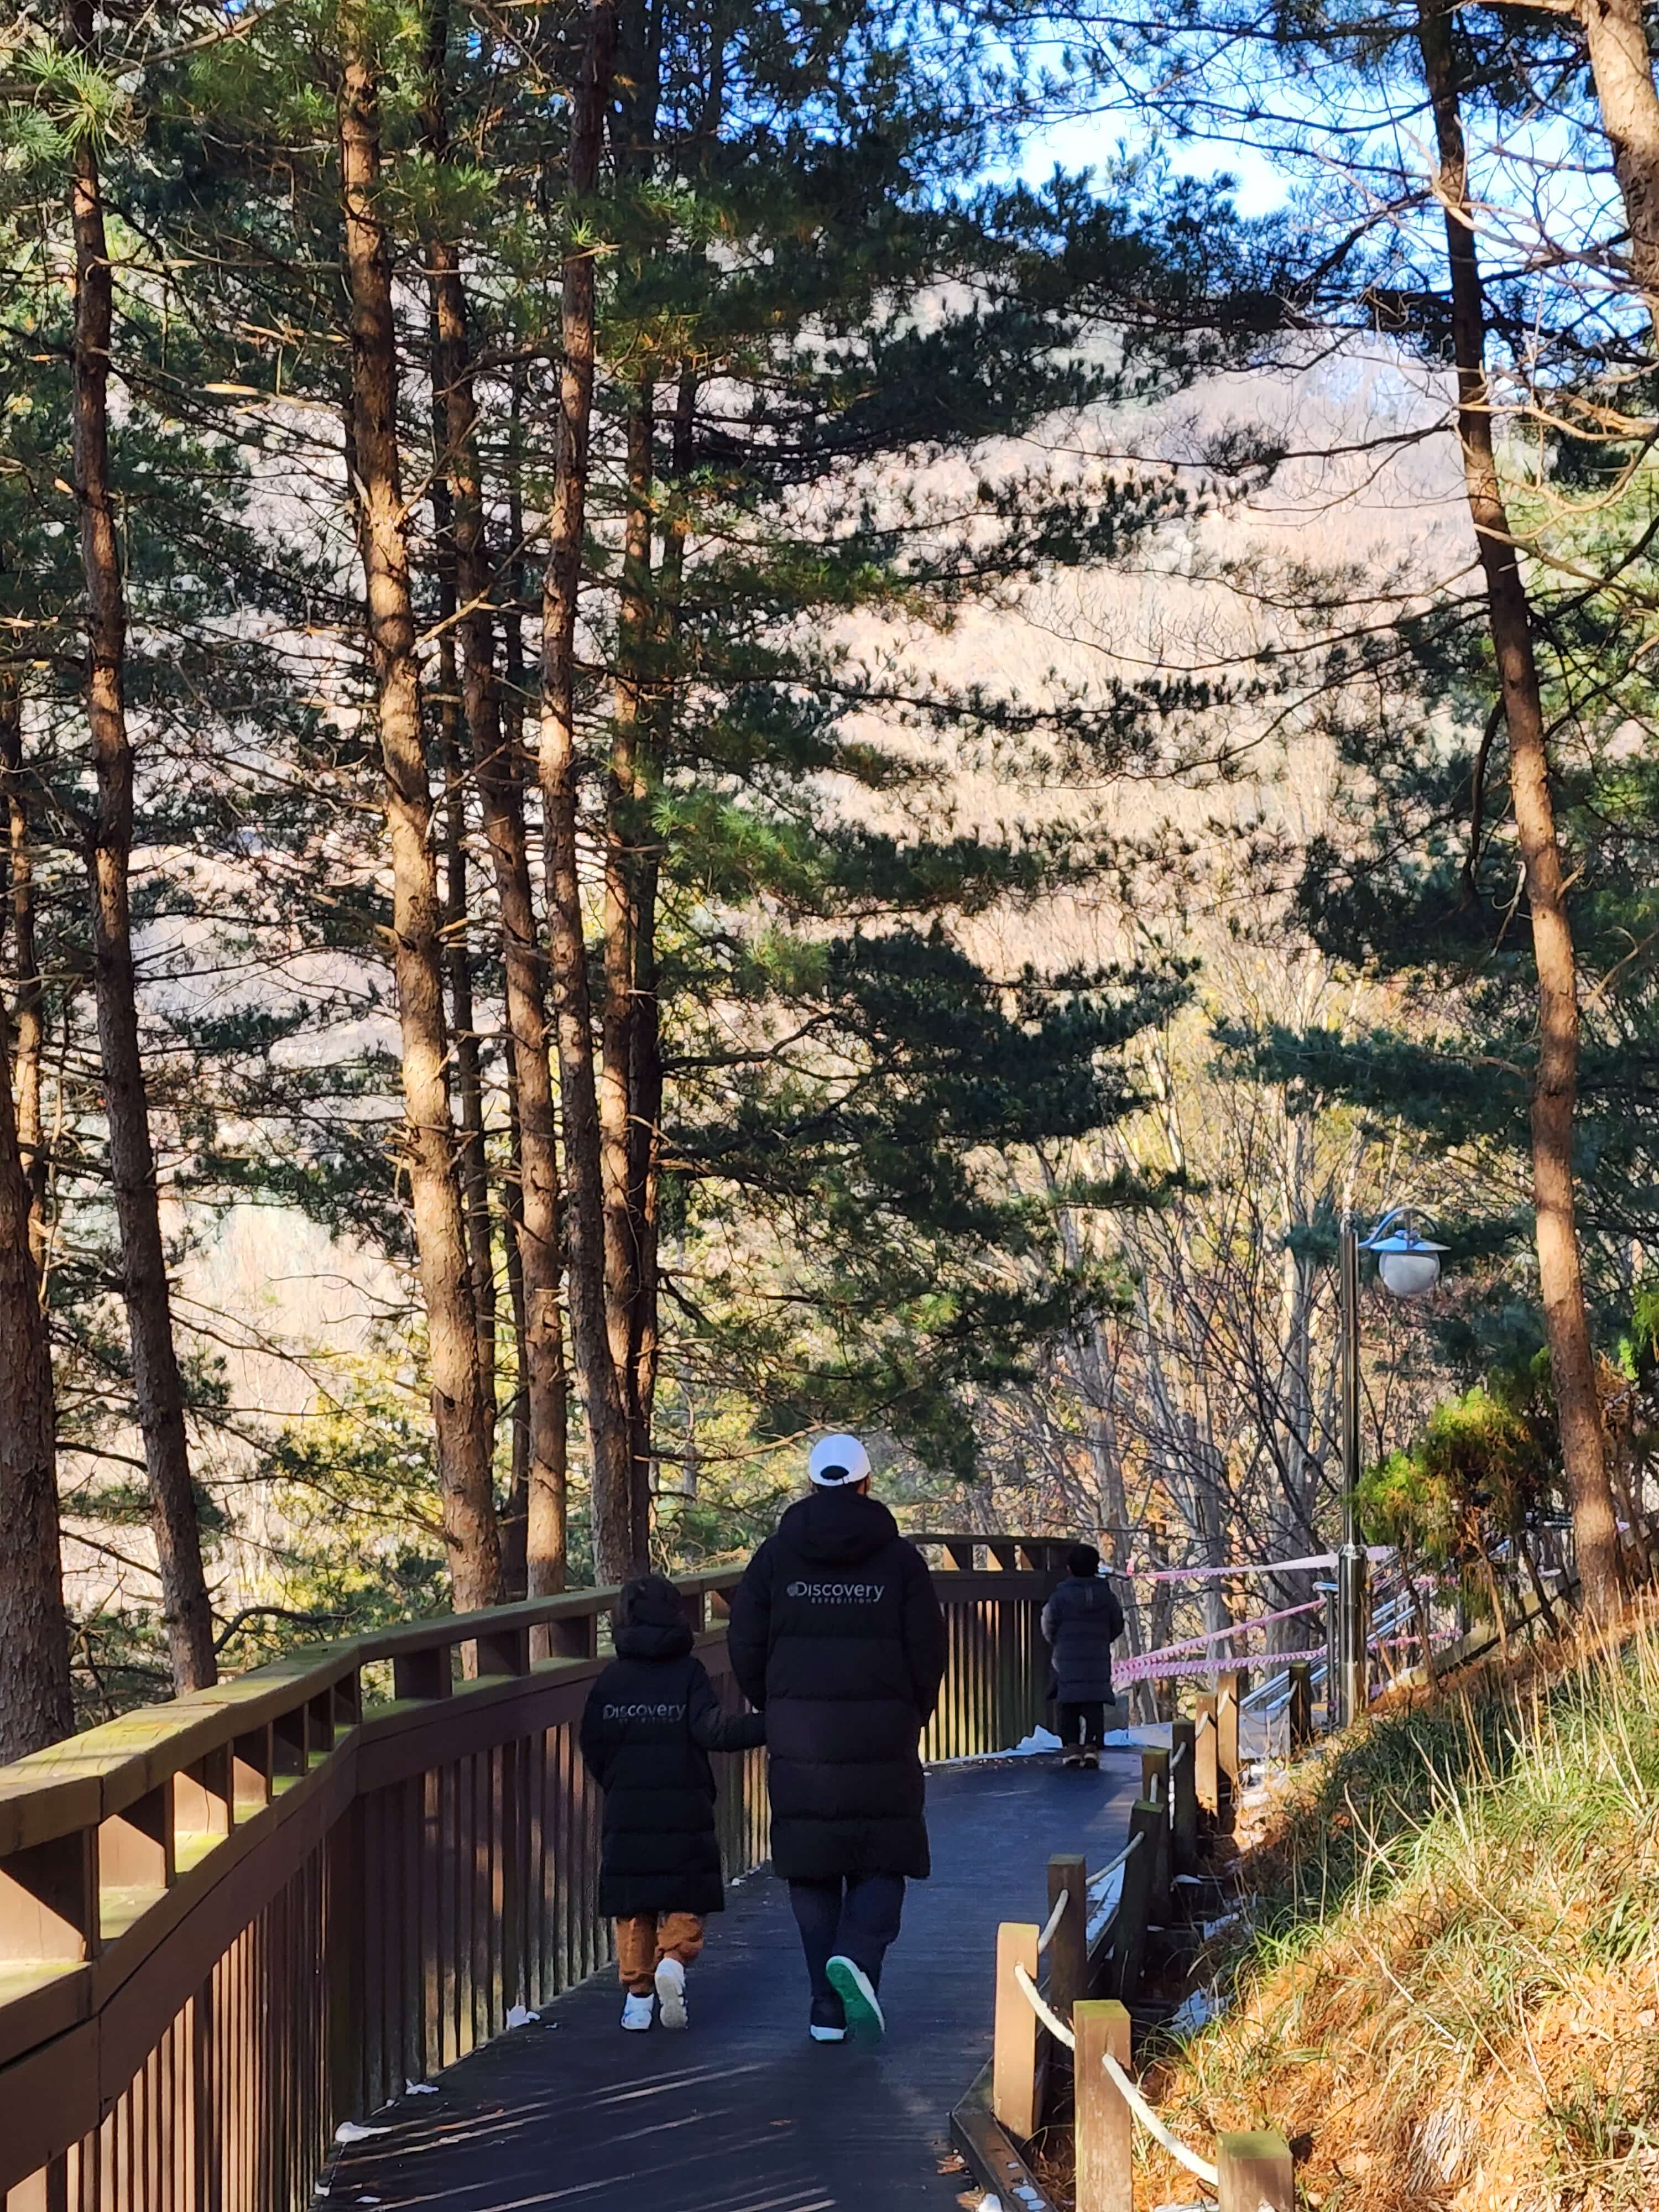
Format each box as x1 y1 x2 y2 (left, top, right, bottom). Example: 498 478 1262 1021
614 1910 706 1995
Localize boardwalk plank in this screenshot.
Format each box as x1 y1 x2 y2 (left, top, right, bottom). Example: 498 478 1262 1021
330 1759 1136 2211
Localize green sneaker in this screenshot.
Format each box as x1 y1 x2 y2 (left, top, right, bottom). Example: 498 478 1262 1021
825 1955 885 2045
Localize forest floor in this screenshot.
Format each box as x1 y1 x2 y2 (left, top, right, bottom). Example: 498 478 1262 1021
1126 1606 1659 2211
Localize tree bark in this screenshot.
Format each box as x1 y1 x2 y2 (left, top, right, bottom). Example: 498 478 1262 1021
539 0 633 1584
0 964 72 1760
500 370 570 1594
1417 0 1625 1621
1577 0 1659 331
1 679 46 1277
603 385 655 1558
338 9 502 1610
435 573 497 1423
500 1080 531 1599
0 666 71 1759
422 0 571 1592
67 0 217 1692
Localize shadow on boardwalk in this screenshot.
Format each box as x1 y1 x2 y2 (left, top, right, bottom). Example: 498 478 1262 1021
328 1759 1137 2212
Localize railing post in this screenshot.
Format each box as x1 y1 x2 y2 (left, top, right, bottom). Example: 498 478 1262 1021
1140 1749 1170 1917
1194 1695 1218 1821
1217 2131 1295 2211
992 1922 1041 2139
1113 1800 1160 2001
0 1830 96 1969
547 1610 598 1660
1216 1668 1243 1835
1046 1854 1088 2020
1169 1718 1197 1882
1073 1999 1133 2212
1288 1661 1313 1750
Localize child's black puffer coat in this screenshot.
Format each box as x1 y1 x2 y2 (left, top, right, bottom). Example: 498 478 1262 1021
579 1578 765 1918
1041 1572 1126 1704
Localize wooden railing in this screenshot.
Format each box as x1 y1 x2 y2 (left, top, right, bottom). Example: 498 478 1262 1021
954 1665 1296 2212
1 1543 1061 2212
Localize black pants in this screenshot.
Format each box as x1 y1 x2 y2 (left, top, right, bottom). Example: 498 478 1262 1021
787 1874 906 2015
1058 1699 1107 1750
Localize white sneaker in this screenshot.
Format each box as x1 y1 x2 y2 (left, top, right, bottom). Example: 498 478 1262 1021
620 1992 654 2031
825 1955 885 2044
654 1955 688 2031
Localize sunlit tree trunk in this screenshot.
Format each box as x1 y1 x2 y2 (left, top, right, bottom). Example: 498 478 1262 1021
67 0 216 1690
338 7 502 1609
0 669 71 1757
1417 0 1625 1620
435 581 497 1426
421 0 570 1589
0 978 70 1760
539 0 633 1582
1575 0 1659 332
603 386 655 1558
1 679 46 1276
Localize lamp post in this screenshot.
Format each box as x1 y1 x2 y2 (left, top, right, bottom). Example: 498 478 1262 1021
1333 1207 1447 1727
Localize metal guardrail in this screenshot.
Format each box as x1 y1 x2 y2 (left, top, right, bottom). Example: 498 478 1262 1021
0 1545 1062 2212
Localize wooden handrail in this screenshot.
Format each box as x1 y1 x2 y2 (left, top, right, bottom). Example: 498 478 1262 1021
3 1544 1061 2210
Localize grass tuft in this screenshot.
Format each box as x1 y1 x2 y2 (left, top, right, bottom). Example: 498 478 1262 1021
1135 1608 1659 2209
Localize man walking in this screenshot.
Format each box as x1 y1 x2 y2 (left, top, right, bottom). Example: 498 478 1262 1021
728 1433 947 2045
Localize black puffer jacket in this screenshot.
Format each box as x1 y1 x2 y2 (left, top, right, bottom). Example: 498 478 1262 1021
1041 1573 1125 1703
728 1489 948 1881
578 1587 765 1918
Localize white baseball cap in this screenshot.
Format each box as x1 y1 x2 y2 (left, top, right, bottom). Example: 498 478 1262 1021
807 1433 872 1486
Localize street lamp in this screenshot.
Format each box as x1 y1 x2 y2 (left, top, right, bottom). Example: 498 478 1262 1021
1333 1208 1448 1727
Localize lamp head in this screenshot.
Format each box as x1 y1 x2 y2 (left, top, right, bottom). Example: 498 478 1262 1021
1361 1211 1447 1299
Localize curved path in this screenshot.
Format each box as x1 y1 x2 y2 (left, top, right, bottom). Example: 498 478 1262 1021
326 1756 1137 2212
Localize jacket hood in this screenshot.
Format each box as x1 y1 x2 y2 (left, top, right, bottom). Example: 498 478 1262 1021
778 1486 900 1566
615 1577 695 1662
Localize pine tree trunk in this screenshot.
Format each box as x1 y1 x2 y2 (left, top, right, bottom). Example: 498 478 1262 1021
421 7 570 1590
435 581 497 1425
539 0 633 1584
620 360 697 1552
499 375 571 1595
338 13 502 1611
1 679 46 1276
67 0 217 1692
1417 0 1625 1621
0 968 71 1760
604 387 654 1558
1577 0 1659 330
500 1083 531 1599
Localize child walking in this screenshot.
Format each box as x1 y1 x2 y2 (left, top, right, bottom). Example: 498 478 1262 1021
579 1574 765 2031
1041 1543 1125 1768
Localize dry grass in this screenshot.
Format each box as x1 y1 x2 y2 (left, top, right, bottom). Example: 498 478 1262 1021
1135 1610 1659 2210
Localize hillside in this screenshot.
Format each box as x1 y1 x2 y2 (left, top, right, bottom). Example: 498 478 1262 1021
1138 1621 1659 2210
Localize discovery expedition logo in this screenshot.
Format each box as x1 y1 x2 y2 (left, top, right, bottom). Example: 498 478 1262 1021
603 1702 684 1721
786 1579 884 1602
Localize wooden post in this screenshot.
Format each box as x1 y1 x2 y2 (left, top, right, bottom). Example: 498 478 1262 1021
992 1921 1041 2139
1217 2131 1295 2211
1140 1748 1170 1916
1113 1799 1160 2001
1073 1999 1133 2212
1195 1695 1218 1820
1170 1718 1197 1881
1217 1668 1244 1835
1046 1854 1088 2021
1288 1661 1313 1750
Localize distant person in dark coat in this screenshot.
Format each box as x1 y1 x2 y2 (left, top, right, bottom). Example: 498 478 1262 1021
579 1574 765 2032
728 1433 947 2046
1042 1543 1126 1768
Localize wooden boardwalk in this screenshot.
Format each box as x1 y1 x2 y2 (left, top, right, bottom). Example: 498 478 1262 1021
326 1756 1138 2212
